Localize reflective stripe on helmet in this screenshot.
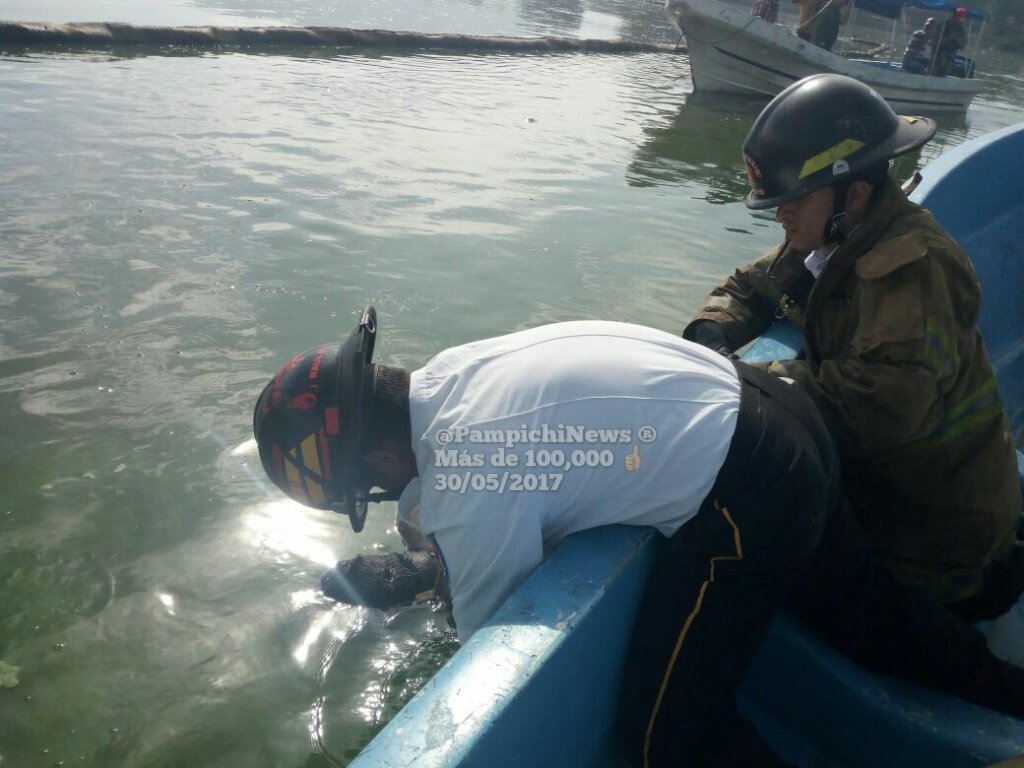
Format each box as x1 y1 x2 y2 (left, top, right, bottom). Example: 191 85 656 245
324 406 340 436
300 433 321 477
799 139 866 180
279 432 330 506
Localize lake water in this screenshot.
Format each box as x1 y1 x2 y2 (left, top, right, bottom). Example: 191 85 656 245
1 0 1023 765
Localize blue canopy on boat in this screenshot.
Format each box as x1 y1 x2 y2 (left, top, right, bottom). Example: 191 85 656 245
855 0 984 21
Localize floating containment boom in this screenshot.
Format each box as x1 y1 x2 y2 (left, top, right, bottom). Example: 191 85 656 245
0 22 684 54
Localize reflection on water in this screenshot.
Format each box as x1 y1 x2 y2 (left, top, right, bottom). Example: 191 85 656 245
629 90 758 204
628 85 989 207
1 4 1023 766
4 0 679 41
519 0 585 34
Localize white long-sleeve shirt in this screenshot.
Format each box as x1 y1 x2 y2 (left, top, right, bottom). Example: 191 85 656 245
398 321 740 641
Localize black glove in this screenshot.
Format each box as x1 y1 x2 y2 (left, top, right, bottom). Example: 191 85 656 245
687 321 735 357
321 551 441 609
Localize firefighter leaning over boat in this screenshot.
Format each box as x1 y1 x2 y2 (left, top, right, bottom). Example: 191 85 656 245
254 306 1024 767
684 74 1024 619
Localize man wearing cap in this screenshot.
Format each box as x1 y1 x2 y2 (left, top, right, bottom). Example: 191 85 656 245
254 307 1024 766
683 74 1022 624
933 7 968 76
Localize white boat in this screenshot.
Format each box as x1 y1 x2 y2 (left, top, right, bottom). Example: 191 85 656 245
665 0 984 112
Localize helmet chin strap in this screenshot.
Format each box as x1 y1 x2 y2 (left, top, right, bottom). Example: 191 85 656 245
367 489 403 502
334 487 403 506
824 182 850 245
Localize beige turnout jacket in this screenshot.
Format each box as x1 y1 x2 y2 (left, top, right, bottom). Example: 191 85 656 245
684 179 1021 602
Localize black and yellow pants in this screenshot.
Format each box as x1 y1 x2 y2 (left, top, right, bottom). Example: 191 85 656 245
617 362 1022 766
618 362 834 766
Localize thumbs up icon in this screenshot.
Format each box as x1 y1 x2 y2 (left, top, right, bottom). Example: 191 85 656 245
624 444 642 472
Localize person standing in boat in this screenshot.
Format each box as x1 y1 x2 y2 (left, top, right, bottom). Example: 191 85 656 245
811 2 840 49
933 7 969 76
253 306 1024 767
794 0 851 49
923 16 939 56
794 0 821 41
682 74 1023 628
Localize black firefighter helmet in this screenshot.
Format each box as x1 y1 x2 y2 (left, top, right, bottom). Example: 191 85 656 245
742 74 937 210
253 306 379 532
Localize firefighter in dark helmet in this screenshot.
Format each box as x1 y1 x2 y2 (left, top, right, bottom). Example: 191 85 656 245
255 306 1024 767
684 74 1023 619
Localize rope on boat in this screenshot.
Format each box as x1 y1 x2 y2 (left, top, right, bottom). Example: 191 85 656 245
0 22 686 54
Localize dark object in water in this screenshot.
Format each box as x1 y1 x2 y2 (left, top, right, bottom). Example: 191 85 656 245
321 551 440 609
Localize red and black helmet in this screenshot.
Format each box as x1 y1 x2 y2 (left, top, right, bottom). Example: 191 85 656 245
742 74 937 210
252 306 378 532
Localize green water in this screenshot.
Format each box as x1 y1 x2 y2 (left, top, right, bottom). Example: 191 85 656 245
1 0 1023 765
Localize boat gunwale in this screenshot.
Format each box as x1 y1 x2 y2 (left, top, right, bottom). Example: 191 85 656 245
666 0 983 109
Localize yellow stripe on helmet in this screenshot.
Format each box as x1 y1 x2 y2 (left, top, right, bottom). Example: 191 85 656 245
305 476 327 505
300 434 322 476
299 434 328 504
798 138 866 179
280 434 329 507
284 452 311 505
